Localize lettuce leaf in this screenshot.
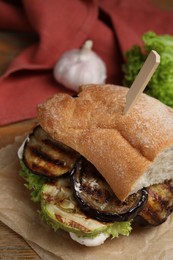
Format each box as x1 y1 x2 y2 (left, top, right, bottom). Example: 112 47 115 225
106 221 132 238
123 31 173 107
19 160 47 202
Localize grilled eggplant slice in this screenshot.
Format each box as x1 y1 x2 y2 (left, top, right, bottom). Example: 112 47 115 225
139 180 173 225
23 126 80 177
71 159 148 222
41 176 114 237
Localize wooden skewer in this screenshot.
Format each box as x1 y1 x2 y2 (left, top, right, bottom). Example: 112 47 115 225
123 50 160 115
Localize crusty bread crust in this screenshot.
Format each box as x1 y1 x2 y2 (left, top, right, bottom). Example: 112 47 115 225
37 84 173 201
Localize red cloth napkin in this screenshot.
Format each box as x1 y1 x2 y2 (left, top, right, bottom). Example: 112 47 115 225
0 0 173 126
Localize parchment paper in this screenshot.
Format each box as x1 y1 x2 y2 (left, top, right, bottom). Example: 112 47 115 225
0 136 173 260
28 241 62 260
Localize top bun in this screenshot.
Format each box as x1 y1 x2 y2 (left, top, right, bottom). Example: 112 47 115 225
37 84 173 201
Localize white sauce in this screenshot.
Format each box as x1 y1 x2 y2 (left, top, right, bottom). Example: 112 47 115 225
69 232 109 247
17 136 30 159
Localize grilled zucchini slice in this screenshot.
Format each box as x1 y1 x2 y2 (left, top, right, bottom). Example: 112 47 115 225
41 176 113 237
70 159 148 222
23 126 80 177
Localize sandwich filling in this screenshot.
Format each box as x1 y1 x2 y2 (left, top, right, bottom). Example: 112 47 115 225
18 125 173 245
18 126 132 245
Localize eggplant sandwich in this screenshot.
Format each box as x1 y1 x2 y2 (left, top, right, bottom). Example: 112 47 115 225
18 84 173 246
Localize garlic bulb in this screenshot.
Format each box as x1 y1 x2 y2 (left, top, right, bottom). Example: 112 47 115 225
53 40 107 92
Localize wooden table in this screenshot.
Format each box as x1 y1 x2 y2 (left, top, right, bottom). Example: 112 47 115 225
0 1 173 259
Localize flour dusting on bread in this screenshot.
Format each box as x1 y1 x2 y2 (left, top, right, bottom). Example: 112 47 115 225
37 84 173 201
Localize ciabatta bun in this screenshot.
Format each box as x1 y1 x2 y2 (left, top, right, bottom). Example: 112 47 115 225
37 84 173 201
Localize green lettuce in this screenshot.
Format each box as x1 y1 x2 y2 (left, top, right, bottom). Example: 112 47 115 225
19 160 47 202
123 31 173 107
106 221 132 238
